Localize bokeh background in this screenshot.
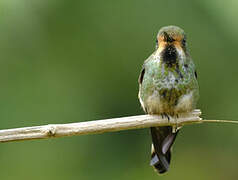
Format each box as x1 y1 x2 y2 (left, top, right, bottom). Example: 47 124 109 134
0 0 238 179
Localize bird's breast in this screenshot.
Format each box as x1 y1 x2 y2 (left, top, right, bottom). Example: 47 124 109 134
142 69 191 114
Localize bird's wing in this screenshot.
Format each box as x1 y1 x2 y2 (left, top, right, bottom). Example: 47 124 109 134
138 66 145 85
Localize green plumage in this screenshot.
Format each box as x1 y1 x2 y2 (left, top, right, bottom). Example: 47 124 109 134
139 26 199 115
138 25 199 174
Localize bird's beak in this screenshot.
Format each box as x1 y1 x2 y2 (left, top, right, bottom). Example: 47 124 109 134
163 32 174 43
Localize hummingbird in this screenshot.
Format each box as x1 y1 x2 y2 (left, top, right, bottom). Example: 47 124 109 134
138 26 199 174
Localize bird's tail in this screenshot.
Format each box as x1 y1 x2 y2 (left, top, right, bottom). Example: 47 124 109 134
150 126 179 174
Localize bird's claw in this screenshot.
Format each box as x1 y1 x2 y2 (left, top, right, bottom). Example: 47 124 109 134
161 113 170 122
173 114 182 133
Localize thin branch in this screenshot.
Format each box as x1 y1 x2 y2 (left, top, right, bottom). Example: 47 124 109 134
202 119 238 124
0 109 236 143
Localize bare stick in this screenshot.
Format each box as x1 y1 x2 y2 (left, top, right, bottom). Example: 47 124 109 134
0 109 235 143
202 119 238 124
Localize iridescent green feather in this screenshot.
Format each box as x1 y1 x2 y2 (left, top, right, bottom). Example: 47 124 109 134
139 51 199 114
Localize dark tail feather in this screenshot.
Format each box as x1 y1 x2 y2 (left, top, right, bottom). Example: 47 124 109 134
150 126 179 174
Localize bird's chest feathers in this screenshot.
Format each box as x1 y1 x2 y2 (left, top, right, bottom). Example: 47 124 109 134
145 60 191 113
152 62 185 90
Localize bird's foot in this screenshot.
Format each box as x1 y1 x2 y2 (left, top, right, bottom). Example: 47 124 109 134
161 113 170 122
172 114 182 133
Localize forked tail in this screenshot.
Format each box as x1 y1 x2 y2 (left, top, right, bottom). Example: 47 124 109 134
150 126 179 174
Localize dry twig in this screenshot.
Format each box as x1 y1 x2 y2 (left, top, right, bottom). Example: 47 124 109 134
0 109 236 143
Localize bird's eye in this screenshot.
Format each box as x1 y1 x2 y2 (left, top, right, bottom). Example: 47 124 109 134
155 39 158 49
182 38 186 47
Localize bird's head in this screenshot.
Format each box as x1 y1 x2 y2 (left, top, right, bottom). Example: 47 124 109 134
155 26 187 66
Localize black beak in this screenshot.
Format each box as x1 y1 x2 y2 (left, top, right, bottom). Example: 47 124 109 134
164 32 174 43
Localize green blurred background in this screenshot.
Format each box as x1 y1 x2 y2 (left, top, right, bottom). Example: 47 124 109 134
0 0 238 179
